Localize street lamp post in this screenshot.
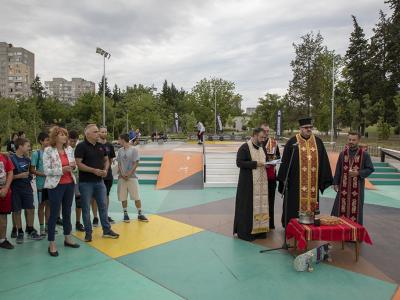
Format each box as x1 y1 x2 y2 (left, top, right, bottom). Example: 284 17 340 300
331 52 335 143
96 47 111 127
214 88 217 135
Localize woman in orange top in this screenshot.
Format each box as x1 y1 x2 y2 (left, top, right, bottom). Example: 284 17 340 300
43 126 79 257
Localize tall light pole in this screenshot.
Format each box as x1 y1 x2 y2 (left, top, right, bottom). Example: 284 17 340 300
331 52 335 143
96 47 111 127
214 87 217 135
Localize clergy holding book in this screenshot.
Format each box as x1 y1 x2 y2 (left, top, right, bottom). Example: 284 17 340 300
234 128 269 241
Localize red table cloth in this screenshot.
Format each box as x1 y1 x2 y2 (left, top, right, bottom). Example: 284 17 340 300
286 217 373 250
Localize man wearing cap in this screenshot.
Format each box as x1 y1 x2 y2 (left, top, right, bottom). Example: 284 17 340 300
277 117 332 227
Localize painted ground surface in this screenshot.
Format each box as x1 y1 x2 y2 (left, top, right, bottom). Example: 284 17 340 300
1 142 399 300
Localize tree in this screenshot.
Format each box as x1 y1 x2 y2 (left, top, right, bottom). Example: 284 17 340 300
249 93 282 128
385 0 400 92
394 95 400 134
159 80 187 129
97 76 112 98
30 75 47 103
189 78 243 132
377 117 391 140
17 98 44 143
368 10 397 125
288 32 325 116
344 16 370 135
0 98 25 143
181 112 197 134
73 93 113 126
312 50 342 133
112 84 124 105
333 79 353 129
40 97 70 126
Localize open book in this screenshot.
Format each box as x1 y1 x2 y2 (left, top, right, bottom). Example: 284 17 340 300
265 159 281 165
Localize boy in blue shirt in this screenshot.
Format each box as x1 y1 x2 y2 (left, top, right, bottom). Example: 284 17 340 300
31 132 50 236
10 138 42 243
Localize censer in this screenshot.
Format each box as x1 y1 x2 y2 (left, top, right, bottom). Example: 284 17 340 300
298 211 315 224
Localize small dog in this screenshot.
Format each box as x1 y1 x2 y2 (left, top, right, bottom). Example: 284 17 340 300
293 243 332 272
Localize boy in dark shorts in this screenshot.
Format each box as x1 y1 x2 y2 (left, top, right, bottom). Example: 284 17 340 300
10 138 42 244
0 139 15 249
31 132 50 236
98 126 116 224
68 130 84 232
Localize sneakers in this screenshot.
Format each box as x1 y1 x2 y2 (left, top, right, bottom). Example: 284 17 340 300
93 217 99 227
108 217 115 224
138 214 149 222
123 213 130 223
0 239 14 250
28 230 43 241
84 233 92 242
16 232 24 244
103 230 120 239
56 217 63 226
40 229 47 237
11 227 17 238
75 222 85 232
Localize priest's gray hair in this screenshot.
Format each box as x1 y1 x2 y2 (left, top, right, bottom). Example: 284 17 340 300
84 124 98 135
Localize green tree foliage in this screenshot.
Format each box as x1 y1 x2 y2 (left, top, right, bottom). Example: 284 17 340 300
189 78 242 132
367 10 397 125
385 0 400 91
377 117 391 140
344 16 371 135
249 93 282 128
288 32 324 116
30 75 47 102
97 76 112 98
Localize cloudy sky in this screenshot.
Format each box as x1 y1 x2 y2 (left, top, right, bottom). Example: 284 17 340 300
0 0 390 108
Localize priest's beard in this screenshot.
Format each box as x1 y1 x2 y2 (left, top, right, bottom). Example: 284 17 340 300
349 144 359 150
252 139 261 147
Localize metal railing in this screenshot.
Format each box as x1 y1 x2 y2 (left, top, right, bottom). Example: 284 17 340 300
202 142 206 183
380 148 400 163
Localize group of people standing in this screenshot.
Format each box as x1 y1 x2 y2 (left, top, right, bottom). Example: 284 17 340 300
234 117 374 241
0 124 148 256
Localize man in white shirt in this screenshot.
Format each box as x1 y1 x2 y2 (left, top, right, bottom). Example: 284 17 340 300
196 121 205 145
117 133 148 223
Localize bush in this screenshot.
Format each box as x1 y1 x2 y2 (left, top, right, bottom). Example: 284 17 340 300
377 117 391 140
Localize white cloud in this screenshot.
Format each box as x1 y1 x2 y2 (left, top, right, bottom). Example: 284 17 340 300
0 0 391 109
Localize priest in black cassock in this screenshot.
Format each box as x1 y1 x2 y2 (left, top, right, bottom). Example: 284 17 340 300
234 128 270 241
277 117 333 227
331 132 374 224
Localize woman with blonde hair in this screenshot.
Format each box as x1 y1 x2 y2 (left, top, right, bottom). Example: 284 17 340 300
43 126 80 257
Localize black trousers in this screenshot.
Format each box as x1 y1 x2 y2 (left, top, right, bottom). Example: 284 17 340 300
268 180 277 228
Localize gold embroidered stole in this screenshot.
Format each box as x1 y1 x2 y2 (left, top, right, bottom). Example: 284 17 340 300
339 146 363 222
247 140 269 234
265 138 277 156
296 134 319 214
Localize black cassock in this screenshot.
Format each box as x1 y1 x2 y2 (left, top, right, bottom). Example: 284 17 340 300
277 136 333 226
234 142 264 241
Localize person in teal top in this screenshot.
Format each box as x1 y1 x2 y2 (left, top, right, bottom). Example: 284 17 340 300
31 132 50 236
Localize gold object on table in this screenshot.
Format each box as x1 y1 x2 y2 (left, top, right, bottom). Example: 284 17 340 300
317 215 341 226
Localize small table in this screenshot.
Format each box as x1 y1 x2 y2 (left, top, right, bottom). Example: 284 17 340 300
286 217 373 261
